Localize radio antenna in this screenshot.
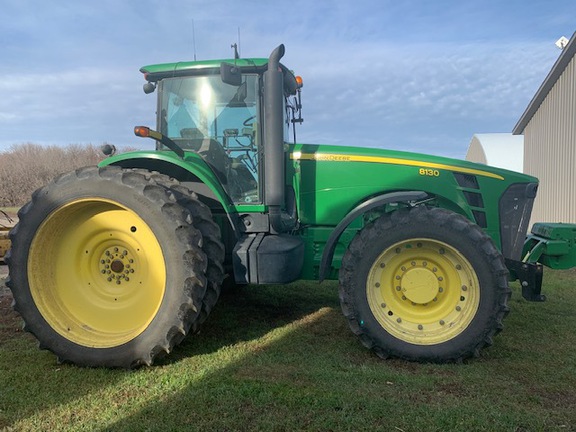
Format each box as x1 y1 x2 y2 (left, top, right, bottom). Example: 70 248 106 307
237 27 241 58
192 19 197 61
231 28 241 60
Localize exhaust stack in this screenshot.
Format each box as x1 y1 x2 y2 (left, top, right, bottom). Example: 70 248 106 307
263 44 287 233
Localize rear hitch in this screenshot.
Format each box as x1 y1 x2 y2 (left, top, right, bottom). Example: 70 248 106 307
505 259 546 302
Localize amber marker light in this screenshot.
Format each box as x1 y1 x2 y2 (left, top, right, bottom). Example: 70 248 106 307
295 75 303 88
134 126 150 137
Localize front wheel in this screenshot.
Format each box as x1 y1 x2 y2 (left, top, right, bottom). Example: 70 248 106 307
339 206 510 362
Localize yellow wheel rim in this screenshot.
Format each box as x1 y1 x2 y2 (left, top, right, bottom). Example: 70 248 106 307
367 238 480 345
28 199 166 348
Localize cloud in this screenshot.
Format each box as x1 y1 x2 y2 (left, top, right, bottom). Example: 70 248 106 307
0 66 155 148
287 39 557 156
0 0 569 158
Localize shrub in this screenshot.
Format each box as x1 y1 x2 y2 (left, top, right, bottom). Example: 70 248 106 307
0 143 107 207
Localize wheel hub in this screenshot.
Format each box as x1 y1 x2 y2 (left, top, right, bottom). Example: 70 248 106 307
401 267 439 304
99 246 135 284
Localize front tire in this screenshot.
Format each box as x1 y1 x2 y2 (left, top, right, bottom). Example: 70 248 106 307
7 166 208 368
339 206 510 362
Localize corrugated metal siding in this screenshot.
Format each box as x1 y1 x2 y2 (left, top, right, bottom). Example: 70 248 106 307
524 54 576 224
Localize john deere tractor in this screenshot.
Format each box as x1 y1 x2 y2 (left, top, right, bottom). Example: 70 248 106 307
7 45 576 367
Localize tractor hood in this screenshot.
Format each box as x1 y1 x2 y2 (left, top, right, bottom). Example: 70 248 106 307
290 143 536 185
289 142 538 259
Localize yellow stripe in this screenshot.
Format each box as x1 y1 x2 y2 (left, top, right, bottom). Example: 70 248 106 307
290 152 504 180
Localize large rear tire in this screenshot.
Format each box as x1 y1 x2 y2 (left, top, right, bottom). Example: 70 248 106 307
6 166 208 368
339 206 510 362
151 178 225 332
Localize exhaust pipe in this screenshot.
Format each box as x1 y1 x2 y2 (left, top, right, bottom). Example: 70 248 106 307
264 44 287 234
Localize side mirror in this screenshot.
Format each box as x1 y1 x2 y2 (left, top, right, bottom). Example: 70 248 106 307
143 82 156 94
220 62 242 86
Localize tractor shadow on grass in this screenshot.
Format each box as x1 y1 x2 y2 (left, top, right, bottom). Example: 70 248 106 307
161 280 342 362
100 281 404 432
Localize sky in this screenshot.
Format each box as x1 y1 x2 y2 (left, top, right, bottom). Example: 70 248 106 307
0 0 573 159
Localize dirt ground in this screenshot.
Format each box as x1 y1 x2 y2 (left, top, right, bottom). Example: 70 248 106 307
1 264 9 295
0 264 22 344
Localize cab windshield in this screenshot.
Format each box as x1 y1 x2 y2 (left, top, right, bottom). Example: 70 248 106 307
158 74 260 203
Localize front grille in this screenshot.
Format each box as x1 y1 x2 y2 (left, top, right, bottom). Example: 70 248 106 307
454 173 479 189
463 191 484 208
472 210 487 228
499 183 538 260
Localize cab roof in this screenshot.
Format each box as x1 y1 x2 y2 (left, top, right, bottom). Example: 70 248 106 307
140 58 271 82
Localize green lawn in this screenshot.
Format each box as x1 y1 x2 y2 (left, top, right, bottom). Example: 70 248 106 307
1 270 575 431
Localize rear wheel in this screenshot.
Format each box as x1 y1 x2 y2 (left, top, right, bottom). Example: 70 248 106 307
339 206 510 362
151 178 225 332
7 166 208 367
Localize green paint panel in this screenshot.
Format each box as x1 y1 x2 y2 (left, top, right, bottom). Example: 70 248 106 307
140 58 268 75
524 223 576 269
99 150 235 213
289 143 534 226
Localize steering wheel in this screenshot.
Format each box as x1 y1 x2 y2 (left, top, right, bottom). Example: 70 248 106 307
243 115 256 127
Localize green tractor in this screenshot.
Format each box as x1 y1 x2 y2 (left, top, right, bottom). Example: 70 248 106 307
7 45 576 367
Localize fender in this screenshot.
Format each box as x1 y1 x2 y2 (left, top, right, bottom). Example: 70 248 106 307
318 191 430 281
99 150 242 236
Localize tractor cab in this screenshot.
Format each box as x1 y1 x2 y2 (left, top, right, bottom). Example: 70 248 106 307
140 51 303 206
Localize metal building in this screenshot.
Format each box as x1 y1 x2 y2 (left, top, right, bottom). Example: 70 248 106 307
466 133 524 173
513 32 576 224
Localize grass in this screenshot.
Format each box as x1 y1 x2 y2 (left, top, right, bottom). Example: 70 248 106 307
1 270 576 431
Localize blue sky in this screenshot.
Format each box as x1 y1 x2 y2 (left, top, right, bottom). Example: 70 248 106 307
0 0 573 158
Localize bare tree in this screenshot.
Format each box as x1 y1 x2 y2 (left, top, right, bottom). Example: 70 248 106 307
0 143 107 207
